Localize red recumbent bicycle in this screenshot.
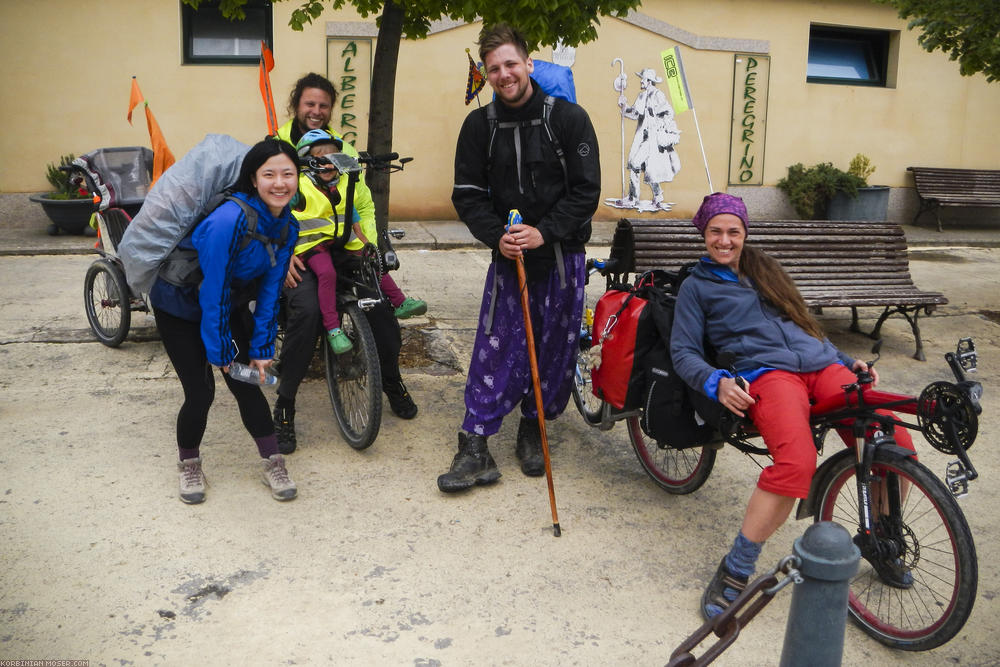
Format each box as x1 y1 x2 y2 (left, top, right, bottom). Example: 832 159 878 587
573 259 981 651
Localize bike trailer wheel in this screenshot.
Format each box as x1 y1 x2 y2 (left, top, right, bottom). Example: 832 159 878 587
84 258 131 347
324 301 382 450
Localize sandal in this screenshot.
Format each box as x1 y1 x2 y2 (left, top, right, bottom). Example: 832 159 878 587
701 557 749 621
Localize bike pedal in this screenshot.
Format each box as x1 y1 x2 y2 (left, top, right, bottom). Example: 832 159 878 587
946 460 970 499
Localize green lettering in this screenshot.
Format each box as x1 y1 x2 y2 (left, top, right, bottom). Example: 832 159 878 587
742 128 754 143
341 93 355 110
340 113 357 129
744 101 755 114
340 75 356 92
742 115 755 129
341 41 357 57
739 169 754 183
343 56 355 72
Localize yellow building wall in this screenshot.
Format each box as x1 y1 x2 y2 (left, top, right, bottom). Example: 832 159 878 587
2 0 998 222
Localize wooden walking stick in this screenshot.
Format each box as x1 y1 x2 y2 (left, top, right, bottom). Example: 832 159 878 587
507 209 561 537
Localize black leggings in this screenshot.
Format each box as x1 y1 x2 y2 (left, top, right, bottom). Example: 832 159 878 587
154 307 274 455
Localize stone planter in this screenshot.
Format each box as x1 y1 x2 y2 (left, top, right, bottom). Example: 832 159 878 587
29 193 96 235
827 186 890 221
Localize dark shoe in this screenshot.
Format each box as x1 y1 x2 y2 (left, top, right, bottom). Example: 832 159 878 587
701 557 749 621
273 404 297 454
385 379 418 419
515 417 545 477
437 432 501 492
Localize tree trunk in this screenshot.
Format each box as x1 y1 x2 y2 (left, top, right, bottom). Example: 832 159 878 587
367 0 403 234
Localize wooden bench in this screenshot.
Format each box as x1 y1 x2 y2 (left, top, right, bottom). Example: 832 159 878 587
608 218 948 360
907 166 1000 231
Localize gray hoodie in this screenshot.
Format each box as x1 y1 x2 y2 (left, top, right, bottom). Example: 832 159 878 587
670 259 854 397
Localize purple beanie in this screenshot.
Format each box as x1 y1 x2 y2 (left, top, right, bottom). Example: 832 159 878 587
691 192 748 235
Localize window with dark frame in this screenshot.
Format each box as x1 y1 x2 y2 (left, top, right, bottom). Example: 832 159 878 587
182 0 272 65
807 25 890 87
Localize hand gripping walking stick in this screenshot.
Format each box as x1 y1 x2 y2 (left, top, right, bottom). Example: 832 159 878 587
507 209 561 537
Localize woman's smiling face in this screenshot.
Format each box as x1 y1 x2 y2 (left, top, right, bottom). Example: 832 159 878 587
703 213 746 270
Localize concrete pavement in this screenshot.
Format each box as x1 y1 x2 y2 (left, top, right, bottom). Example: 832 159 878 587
1 213 999 666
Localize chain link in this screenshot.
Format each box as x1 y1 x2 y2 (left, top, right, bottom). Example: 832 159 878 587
667 555 802 667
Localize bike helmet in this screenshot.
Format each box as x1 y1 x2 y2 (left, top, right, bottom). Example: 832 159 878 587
295 129 343 158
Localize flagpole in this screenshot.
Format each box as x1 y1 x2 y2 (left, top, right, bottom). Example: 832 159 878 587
691 109 713 193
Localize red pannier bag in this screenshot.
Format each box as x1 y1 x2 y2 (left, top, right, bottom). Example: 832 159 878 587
589 273 661 410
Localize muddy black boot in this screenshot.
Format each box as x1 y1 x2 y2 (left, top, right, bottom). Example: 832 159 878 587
273 404 297 454
516 417 546 477
437 432 500 493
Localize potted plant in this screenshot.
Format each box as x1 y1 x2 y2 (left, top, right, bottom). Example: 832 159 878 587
776 161 865 219
826 153 890 221
29 154 96 235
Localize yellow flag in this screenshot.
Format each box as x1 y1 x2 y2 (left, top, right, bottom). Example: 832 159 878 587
661 46 693 114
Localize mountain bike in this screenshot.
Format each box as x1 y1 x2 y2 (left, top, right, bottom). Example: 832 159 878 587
300 150 411 450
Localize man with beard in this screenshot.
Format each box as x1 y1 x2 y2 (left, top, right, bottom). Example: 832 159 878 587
438 24 601 492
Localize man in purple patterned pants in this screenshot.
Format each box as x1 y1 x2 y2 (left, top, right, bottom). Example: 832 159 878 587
438 23 600 492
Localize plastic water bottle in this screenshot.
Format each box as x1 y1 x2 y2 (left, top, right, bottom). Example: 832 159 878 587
227 361 277 386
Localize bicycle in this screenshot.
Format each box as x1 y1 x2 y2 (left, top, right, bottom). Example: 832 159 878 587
572 259 982 651
295 149 411 450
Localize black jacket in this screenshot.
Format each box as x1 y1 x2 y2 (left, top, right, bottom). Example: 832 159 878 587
452 79 601 277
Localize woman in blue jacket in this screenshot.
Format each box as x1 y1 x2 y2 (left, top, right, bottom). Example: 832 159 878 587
670 192 914 619
150 138 300 504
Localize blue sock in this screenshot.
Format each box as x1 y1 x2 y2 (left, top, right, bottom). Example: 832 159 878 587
725 531 764 579
706 532 764 618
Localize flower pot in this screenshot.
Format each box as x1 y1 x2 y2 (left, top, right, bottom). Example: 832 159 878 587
827 186 890 221
29 193 96 235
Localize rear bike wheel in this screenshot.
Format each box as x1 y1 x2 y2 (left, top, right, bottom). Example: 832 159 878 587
84 258 130 347
814 450 977 651
571 354 603 425
325 301 382 450
626 417 716 494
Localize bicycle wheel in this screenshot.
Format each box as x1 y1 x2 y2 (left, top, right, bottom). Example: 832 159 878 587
626 416 716 494
571 353 603 425
84 259 130 347
814 450 977 651
325 301 382 450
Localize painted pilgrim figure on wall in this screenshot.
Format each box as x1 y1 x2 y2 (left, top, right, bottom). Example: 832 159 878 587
610 67 681 212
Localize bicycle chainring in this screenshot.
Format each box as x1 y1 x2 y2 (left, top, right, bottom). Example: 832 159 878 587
917 381 978 454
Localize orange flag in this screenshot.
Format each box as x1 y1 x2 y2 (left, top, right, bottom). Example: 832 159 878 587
145 105 175 185
127 77 144 125
259 41 278 135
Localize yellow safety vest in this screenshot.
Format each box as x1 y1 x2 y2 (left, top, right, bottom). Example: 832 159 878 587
276 120 377 254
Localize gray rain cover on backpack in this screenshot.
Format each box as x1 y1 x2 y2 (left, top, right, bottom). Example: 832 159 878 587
118 134 250 294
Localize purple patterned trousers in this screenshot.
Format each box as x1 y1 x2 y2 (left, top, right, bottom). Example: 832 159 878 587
462 252 586 437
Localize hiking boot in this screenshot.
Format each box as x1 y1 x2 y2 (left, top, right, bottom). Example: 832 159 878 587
516 417 546 477
178 457 206 504
273 404 297 454
260 454 297 501
437 432 501 493
394 297 427 319
327 328 353 355
385 379 418 419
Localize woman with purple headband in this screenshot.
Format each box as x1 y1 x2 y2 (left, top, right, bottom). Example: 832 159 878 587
670 192 915 619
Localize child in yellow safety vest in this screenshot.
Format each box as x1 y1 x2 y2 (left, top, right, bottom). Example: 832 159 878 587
293 129 426 354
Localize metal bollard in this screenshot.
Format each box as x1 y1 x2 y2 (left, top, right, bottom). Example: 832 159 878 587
779 521 860 667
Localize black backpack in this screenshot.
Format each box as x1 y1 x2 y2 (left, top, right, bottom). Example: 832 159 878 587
634 266 722 450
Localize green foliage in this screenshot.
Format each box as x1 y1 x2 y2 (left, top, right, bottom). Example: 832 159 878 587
187 0 641 46
877 0 1000 82
44 155 88 199
777 163 865 220
847 153 875 185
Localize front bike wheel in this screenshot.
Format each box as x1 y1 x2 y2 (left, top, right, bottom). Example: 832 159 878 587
626 417 716 494
571 354 603 425
325 301 382 450
84 259 130 347
814 450 977 651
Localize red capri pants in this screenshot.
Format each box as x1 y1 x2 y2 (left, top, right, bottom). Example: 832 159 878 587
747 364 915 499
